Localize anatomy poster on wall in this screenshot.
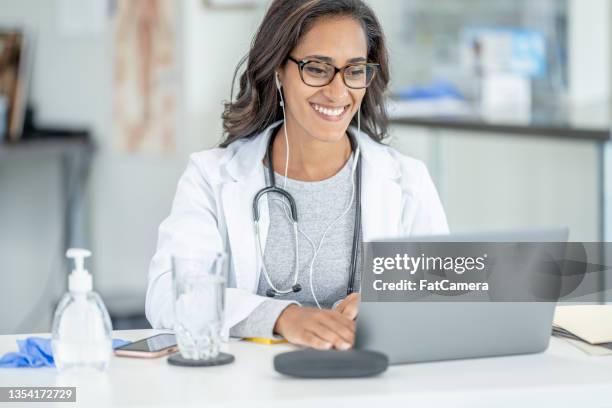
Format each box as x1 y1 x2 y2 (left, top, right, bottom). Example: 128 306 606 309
0 29 30 141
113 0 178 154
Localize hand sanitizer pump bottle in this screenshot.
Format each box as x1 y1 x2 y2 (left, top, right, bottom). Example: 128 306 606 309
51 248 113 372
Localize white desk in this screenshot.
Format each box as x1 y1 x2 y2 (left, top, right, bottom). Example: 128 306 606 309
1 329 612 407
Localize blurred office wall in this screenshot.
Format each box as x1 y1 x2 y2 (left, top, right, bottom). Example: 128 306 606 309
0 0 109 334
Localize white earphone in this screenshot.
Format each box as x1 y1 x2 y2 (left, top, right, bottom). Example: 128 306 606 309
275 72 284 107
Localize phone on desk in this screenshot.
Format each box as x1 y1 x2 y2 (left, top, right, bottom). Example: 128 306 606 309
114 334 178 358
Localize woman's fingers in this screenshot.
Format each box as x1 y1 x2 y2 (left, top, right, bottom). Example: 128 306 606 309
342 296 359 320
324 309 356 331
342 304 358 320
300 331 332 350
336 293 360 320
300 310 354 349
318 312 355 344
274 305 357 350
314 320 353 350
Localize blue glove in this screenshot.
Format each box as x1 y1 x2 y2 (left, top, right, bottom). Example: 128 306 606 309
0 337 130 368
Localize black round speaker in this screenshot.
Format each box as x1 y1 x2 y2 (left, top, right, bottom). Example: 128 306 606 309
273 348 388 378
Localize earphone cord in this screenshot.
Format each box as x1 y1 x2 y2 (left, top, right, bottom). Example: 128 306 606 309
275 81 300 292
270 108 361 308
279 85 290 190
269 155 356 309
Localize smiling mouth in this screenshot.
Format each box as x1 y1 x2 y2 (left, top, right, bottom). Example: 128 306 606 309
310 102 350 120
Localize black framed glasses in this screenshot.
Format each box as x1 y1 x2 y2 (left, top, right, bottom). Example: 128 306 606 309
287 56 379 89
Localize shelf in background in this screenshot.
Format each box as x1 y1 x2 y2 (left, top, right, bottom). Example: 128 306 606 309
0 130 93 157
389 101 612 141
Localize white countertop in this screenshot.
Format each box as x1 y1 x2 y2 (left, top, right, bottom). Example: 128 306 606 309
1 329 612 407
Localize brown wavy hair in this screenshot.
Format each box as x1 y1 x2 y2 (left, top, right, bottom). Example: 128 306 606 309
220 0 390 147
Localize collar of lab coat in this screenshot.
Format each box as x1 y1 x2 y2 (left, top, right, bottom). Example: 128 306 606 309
219 120 404 294
224 120 401 182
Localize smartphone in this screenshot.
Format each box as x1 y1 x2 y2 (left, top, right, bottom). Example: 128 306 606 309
114 333 178 358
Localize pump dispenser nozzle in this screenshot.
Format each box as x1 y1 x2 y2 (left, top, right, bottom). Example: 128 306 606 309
66 248 93 293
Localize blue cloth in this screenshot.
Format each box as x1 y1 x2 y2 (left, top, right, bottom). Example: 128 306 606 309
0 337 130 368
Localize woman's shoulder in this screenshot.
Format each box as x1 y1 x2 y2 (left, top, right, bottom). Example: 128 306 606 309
387 146 431 181
387 147 434 198
187 135 261 183
363 138 448 233
359 135 432 190
189 138 244 164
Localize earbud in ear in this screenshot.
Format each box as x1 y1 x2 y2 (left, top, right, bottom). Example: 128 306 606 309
275 72 284 107
275 72 282 91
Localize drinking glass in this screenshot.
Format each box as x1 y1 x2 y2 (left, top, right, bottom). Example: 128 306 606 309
172 252 226 360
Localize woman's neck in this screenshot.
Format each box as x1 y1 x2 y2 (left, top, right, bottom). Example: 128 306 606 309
270 122 352 182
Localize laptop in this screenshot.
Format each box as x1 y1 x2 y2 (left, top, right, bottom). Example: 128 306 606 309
355 228 569 364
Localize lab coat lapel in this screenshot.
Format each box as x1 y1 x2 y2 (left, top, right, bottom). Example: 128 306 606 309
357 133 403 241
221 171 269 292
221 124 279 293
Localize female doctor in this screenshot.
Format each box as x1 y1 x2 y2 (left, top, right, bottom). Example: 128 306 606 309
146 0 448 351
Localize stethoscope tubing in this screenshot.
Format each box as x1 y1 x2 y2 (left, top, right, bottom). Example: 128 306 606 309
252 126 362 299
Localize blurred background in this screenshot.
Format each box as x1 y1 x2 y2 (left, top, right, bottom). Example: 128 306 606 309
0 0 610 334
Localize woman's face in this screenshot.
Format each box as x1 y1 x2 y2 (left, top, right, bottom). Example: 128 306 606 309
278 17 368 144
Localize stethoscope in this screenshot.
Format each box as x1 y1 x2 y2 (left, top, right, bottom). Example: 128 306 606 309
251 125 362 306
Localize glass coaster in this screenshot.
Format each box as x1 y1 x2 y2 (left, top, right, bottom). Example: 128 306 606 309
167 352 235 367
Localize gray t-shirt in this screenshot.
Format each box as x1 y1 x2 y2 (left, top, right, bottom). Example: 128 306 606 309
230 155 360 338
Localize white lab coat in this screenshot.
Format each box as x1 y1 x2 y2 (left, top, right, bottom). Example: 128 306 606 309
145 121 449 335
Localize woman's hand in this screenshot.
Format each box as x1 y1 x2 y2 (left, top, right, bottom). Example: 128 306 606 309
334 293 360 320
274 305 355 350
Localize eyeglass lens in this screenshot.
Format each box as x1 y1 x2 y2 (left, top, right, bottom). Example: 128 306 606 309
301 61 375 89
